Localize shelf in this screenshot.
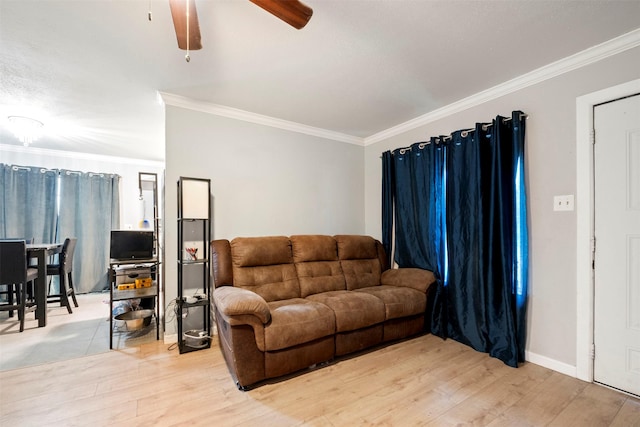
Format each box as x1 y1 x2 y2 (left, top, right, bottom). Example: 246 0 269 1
109 258 160 349
112 285 158 301
177 177 211 355
178 259 208 265
179 342 211 353
112 312 157 334
179 297 210 309
110 258 158 266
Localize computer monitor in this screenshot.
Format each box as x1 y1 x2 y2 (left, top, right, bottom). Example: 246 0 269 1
110 230 154 260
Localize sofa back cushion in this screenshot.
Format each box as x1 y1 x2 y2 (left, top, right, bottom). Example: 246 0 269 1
211 239 233 288
230 236 300 302
291 235 346 297
335 235 382 290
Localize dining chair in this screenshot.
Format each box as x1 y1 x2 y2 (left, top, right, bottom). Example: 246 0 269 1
0 240 39 332
46 237 78 313
2 238 35 244
0 238 35 315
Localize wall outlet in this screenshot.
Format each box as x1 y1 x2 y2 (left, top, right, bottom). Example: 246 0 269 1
554 195 574 211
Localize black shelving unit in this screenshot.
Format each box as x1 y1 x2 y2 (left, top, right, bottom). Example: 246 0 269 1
177 177 211 354
109 258 160 349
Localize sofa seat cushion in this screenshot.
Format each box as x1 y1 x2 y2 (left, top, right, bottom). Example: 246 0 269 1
355 285 426 320
306 291 385 333
264 299 336 351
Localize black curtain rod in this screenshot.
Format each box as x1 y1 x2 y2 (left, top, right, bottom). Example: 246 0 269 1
382 113 528 157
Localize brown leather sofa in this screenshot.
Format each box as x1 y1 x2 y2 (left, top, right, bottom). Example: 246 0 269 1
211 234 436 390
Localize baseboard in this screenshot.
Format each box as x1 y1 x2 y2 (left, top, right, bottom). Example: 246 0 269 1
526 350 578 378
162 329 216 345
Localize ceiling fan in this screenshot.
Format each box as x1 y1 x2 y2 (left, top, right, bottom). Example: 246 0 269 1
168 0 313 60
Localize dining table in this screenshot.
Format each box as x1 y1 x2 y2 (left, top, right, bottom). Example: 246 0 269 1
26 243 63 327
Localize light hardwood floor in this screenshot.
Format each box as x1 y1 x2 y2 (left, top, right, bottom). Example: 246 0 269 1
1 334 638 426
0 292 157 371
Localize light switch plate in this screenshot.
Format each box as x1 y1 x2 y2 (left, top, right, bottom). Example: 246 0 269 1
554 195 574 211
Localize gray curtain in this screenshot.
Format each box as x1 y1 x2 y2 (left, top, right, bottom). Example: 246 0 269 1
0 164 58 243
1 164 120 294
57 170 120 293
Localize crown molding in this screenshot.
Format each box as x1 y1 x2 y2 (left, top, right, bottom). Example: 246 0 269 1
160 29 639 148
160 93 364 146
363 28 640 145
0 143 165 168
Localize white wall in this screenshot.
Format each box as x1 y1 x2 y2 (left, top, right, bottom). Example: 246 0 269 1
164 106 365 335
0 144 165 229
8 40 633 373
363 46 640 371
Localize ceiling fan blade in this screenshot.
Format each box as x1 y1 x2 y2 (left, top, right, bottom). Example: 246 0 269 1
249 0 313 29
169 0 202 50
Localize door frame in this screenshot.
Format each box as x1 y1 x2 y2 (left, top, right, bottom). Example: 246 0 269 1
576 78 640 382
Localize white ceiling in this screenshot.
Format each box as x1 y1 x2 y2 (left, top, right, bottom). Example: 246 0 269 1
1 0 639 162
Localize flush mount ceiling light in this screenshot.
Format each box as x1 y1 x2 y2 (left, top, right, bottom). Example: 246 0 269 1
7 116 44 147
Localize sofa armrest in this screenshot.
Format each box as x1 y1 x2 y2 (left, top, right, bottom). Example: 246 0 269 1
213 286 271 324
380 268 436 293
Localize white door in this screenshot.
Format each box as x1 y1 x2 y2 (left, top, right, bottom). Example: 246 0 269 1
594 93 640 396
